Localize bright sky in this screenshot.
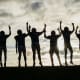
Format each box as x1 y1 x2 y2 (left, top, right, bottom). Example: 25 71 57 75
0 0 80 26
0 0 80 49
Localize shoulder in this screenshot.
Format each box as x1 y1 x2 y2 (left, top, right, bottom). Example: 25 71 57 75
23 33 27 36
14 35 18 39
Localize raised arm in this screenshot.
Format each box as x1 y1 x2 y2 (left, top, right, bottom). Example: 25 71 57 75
44 24 47 38
6 25 11 38
14 37 18 54
75 26 78 35
38 24 46 36
26 22 31 33
57 28 61 37
44 24 50 39
60 21 63 32
70 23 75 34
16 40 18 54
8 25 11 35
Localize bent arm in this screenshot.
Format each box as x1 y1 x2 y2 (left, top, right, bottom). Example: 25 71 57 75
75 26 78 35
44 32 50 39
26 22 31 33
57 28 61 38
60 21 63 32
70 23 75 34
14 37 18 54
16 40 18 54
6 25 11 37
38 24 46 36
24 33 29 37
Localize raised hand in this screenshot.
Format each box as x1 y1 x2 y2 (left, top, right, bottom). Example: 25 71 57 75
76 26 79 29
44 24 47 32
8 25 11 30
72 23 74 26
57 28 60 31
29 25 31 29
60 21 62 24
26 22 28 26
60 21 62 31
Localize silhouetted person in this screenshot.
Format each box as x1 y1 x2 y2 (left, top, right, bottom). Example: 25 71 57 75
44 24 62 66
26 22 45 67
0 26 11 67
14 29 28 67
60 21 74 65
75 26 80 50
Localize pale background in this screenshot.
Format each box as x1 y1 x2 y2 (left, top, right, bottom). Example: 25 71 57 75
0 0 80 67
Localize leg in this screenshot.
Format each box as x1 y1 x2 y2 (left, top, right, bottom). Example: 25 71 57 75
0 49 2 67
18 51 21 67
23 49 27 67
49 49 54 66
32 46 36 67
55 49 62 66
79 40 80 50
37 46 43 67
64 47 68 65
4 48 7 67
69 45 73 64
50 53 54 66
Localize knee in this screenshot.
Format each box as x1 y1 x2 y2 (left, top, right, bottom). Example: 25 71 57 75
18 56 21 60
71 49 73 53
24 57 26 61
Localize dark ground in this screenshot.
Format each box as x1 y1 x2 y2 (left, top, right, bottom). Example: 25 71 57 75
0 66 80 80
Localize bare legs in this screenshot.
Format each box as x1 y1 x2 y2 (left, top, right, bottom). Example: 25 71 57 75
32 45 43 67
64 44 73 65
18 51 27 67
50 49 62 66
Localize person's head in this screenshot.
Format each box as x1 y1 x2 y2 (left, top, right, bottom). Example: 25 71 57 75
51 31 56 36
0 31 5 36
17 29 22 35
32 28 36 32
64 27 69 32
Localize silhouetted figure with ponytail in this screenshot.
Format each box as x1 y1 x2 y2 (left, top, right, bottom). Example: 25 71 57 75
14 29 28 67
75 26 80 50
0 26 11 67
26 22 45 67
44 24 62 66
60 21 74 65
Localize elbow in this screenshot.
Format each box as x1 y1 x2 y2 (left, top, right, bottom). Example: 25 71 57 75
44 35 46 38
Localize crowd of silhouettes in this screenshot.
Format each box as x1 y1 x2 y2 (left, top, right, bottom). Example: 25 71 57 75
0 21 80 67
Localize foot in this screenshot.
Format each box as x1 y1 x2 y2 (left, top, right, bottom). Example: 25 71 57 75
18 63 21 67
70 61 73 64
60 63 62 66
65 61 68 66
0 63 3 67
4 63 6 67
25 63 27 67
39 62 43 67
33 63 35 67
52 64 54 67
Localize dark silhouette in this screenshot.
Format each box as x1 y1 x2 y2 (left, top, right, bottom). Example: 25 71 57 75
60 21 75 65
75 26 80 50
14 29 28 67
0 26 11 67
26 22 45 67
44 24 62 66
